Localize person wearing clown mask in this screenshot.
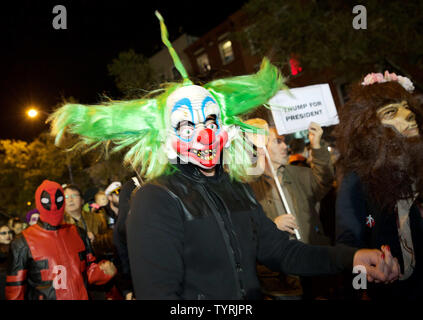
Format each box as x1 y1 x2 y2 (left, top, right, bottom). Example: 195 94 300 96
48 12 400 299
5 180 117 300
335 72 423 300
166 85 229 175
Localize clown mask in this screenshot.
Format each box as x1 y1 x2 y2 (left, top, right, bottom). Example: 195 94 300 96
165 85 229 169
35 180 65 227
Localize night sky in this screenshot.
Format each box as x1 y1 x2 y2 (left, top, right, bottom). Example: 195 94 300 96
0 0 248 141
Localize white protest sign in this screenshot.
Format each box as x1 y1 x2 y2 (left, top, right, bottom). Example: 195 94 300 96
268 84 339 135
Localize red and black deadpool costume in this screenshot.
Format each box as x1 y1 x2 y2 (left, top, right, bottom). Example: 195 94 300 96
6 180 116 300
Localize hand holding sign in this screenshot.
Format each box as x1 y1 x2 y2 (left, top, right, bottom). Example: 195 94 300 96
274 214 299 235
308 122 323 149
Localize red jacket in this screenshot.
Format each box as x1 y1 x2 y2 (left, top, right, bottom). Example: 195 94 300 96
6 221 114 300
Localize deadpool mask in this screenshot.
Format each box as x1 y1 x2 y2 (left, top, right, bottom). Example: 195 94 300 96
35 180 65 226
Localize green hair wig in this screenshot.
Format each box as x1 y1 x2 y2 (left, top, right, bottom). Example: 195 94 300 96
49 13 287 182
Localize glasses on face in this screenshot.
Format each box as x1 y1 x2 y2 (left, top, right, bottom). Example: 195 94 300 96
0 231 13 236
65 194 80 200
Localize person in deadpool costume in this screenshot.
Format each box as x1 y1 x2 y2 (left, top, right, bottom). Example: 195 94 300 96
5 180 117 300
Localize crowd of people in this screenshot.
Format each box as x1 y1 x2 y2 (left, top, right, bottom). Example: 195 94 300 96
1 88 420 299
0 179 134 300
0 13 421 301
0 122 330 300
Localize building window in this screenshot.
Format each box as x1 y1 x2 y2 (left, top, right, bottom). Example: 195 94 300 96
219 40 234 65
196 53 211 73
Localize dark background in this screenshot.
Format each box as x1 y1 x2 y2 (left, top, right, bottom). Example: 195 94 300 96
0 0 247 141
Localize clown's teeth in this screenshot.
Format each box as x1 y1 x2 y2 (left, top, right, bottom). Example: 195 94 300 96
191 148 217 161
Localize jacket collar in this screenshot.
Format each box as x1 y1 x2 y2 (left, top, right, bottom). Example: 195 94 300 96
175 162 225 184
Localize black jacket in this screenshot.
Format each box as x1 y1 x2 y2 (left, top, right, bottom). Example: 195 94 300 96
113 178 138 296
336 172 423 299
127 163 357 300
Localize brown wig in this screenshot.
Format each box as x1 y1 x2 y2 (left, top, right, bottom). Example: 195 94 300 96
334 81 423 210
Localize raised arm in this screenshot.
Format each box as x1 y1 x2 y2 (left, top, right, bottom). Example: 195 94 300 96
297 122 335 201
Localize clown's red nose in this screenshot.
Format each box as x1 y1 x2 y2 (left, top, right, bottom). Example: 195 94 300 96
197 128 215 145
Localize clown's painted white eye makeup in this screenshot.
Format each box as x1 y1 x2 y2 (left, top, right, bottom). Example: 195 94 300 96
206 122 218 130
205 115 218 131
177 121 195 140
180 127 194 139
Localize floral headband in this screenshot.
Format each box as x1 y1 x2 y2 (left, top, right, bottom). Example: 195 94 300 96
361 71 414 93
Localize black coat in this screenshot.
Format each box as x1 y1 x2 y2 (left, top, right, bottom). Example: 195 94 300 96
336 172 423 300
127 163 357 300
113 178 138 296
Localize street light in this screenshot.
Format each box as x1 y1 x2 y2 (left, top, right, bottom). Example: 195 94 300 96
26 107 49 119
27 108 38 118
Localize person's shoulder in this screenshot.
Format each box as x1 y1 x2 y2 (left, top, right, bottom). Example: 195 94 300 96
20 223 43 239
131 182 183 218
133 182 176 202
285 163 311 177
122 178 139 191
9 233 28 251
340 171 362 187
63 223 88 241
60 222 80 233
62 211 74 223
60 222 74 228
337 171 367 201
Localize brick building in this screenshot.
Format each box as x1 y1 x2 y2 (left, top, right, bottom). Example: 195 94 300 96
183 10 261 82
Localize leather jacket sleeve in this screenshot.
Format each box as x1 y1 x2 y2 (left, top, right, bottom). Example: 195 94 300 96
5 236 30 300
75 226 116 285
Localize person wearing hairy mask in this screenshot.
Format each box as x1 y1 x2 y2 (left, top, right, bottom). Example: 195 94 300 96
335 71 423 300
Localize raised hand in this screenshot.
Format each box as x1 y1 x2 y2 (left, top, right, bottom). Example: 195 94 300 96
308 122 323 149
